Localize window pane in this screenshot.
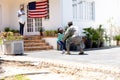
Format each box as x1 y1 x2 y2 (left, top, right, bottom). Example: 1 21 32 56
27 18 33 32
78 2 83 20
73 4 77 19
91 2 95 20
35 18 42 32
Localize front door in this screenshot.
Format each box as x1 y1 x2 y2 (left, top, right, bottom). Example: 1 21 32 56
25 18 42 35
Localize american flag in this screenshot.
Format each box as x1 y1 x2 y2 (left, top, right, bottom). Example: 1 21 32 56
28 0 48 18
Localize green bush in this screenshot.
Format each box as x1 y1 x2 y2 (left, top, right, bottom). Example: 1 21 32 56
45 30 57 37
0 32 23 41
4 27 19 33
4 27 11 32
114 35 120 41
83 25 105 48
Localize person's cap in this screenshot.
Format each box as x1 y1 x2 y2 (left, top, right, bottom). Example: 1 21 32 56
68 21 73 26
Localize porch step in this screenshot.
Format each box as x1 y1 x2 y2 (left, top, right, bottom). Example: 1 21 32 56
24 43 49 47
24 40 45 43
24 35 42 40
24 46 53 51
24 35 53 51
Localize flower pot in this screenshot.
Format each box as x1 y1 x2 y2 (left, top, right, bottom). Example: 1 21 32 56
3 40 24 55
116 41 120 46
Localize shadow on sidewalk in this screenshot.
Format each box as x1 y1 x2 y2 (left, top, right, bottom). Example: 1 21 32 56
84 46 120 51
4 54 28 56
22 72 50 76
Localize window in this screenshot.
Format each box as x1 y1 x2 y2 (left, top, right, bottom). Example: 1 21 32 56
27 18 42 32
0 5 1 25
72 0 95 21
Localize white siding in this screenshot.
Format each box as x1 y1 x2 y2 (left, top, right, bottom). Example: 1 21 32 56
0 0 10 31
42 0 62 30
61 0 73 26
0 5 2 25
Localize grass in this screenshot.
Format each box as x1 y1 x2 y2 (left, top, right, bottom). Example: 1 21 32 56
1 74 30 80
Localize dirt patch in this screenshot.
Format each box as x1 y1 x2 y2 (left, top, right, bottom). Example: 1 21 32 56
0 61 77 80
0 60 120 80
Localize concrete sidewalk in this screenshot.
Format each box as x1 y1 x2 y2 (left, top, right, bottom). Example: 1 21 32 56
0 47 120 80
0 47 120 67
23 47 120 67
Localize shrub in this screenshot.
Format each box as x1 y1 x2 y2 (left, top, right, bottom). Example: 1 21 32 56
4 27 11 32
83 25 105 48
114 35 120 41
0 32 23 41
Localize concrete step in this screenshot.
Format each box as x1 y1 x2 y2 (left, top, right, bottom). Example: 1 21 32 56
24 35 42 40
24 43 49 47
24 40 45 43
24 46 53 51
24 35 53 51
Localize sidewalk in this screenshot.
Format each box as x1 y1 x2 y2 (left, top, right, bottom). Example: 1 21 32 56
24 47 120 67
0 47 120 67
0 47 120 80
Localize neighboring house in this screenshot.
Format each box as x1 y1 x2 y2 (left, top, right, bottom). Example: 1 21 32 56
0 0 120 36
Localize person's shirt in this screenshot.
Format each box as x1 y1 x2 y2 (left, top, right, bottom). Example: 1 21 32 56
17 10 26 24
57 33 64 41
63 25 80 41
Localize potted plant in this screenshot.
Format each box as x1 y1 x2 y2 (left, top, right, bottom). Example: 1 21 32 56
114 35 120 46
0 32 24 55
83 25 105 48
83 27 94 48
38 27 45 36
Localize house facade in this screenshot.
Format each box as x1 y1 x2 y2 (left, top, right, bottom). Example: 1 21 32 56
0 0 120 36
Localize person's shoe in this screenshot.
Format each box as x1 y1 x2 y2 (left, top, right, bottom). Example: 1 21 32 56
79 52 84 55
61 50 65 54
65 52 70 55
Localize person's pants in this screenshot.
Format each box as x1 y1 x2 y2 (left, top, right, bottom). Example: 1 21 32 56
19 23 25 35
57 41 65 50
66 36 85 51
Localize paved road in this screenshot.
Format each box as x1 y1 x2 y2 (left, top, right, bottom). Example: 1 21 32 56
25 47 120 67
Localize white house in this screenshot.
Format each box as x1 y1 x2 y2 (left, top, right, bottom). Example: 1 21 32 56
0 0 120 36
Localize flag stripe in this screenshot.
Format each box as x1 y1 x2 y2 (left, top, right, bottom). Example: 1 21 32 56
36 2 47 6
36 5 48 9
29 8 47 12
29 11 48 15
28 14 48 18
28 0 48 18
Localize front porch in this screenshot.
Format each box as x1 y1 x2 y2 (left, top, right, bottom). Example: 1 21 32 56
0 0 62 36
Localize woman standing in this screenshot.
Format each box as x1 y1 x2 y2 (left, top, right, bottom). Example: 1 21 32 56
17 4 26 35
